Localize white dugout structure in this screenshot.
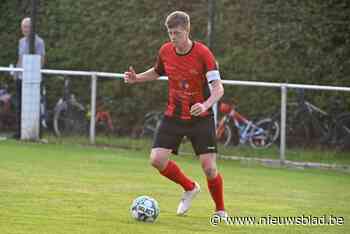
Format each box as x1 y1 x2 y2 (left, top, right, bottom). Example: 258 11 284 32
1 57 350 164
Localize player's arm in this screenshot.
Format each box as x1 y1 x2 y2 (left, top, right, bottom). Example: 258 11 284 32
190 70 224 116
124 66 160 84
203 79 224 110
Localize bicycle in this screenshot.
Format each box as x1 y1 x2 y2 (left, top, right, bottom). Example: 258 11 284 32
216 101 280 148
0 85 17 133
53 76 115 137
88 97 115 135
283 89 350 149
53 76 88 137
140 111 163 138
331 114 350 150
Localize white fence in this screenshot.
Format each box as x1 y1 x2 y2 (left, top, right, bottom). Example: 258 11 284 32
1 65 350 163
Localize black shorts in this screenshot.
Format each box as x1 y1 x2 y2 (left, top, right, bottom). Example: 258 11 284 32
152 115 217 155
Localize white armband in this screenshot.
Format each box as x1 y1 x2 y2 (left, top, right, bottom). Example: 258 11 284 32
206 70 221 83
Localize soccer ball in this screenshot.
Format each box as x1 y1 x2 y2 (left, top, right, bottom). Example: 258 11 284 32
130 195 160 223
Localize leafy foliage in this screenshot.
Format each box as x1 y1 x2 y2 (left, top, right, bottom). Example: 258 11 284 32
0 0 349 132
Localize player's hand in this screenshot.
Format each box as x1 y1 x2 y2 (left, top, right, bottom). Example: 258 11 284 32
124 66 137 84
190 103 208 116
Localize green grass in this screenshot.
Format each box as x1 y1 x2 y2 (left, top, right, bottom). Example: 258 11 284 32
1 140 349 234
45 134 350 165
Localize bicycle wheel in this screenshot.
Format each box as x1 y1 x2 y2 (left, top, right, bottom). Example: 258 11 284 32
285 106 313 147
95 121 110 136
141 111 163 137
216 123 232 146
0 100 7 130
333 114 350 150
53 101 88 137
0 98 16 133
249 118 279 149
286 102 334 147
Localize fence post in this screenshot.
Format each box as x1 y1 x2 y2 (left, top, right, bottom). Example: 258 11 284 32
21 55 41 140
90 73 97 144
280 85 287 164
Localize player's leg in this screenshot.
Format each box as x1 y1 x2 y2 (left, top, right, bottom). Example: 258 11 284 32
150 116 195 191
190 116 226 216
150 117 199 215
150 147 171 171
150 147 197 191
199 153 226 216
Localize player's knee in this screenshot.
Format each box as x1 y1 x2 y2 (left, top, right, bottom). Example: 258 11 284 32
149 153 165 170
202 166 217 179
201 156 217 178
149 155 159 168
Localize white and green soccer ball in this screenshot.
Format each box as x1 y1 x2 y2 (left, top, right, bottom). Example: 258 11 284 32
130 195 160 223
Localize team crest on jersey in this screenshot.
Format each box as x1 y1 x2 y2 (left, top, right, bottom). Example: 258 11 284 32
180 80 190 90
189 69 199 75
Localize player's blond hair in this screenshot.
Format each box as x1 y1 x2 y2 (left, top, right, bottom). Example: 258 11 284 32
165 11 190 30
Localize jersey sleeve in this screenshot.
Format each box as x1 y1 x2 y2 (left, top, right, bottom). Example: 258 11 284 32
202 46 217 72
202 46 221 83
154 50 165 76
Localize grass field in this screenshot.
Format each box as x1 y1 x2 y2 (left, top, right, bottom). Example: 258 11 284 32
0 139 350 234
47 135 350 165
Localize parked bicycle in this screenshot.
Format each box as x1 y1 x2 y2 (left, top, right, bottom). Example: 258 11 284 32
88 97 115 135
0 85 16 132
331 114 350 150
140 111 163 138
53 76 86 136
284 89 350 149
53 76 115 137
216 101 280 148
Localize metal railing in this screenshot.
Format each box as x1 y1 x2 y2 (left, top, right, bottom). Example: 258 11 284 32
1 65 350 163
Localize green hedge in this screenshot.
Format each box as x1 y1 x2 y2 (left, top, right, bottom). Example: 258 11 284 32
1 0 349 131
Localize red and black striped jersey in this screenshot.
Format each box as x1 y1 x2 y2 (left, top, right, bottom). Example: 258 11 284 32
154 41 218 121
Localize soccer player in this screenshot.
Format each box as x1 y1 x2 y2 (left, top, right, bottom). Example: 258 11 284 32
124 11 226 217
